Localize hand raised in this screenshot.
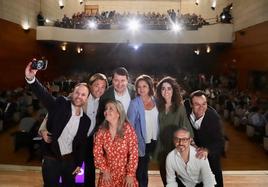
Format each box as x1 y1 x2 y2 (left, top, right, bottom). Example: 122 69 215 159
25 60 38 80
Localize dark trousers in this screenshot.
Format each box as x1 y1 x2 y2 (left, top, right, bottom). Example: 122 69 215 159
208 154 223 187
137 141 156 187
84 136 95 187
42 156 76 187
158 151 168 186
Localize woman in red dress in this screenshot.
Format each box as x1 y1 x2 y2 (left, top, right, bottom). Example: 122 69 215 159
94 99 138 187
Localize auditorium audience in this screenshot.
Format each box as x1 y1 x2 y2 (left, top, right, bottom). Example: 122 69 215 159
248 106 266 137
52 9 209 30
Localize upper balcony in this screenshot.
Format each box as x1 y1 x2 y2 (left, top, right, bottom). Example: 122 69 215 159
36 23 233 44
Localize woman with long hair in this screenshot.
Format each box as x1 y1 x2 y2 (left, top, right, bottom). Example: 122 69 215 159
94 99 138 187
156 76 193 186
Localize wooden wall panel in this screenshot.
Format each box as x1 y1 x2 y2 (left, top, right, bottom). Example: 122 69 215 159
0 19 59 89
218 21 268 90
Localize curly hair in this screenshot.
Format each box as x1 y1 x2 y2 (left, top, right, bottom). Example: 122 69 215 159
156 76 182 112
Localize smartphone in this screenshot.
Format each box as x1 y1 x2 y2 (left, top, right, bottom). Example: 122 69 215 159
31 59 48 70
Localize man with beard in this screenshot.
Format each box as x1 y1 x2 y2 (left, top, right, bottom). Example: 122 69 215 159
25 61 91 187
38 73 108 187
166 128 216 187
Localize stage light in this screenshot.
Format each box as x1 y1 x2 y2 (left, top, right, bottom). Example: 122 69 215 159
128 43 141 50
206 46 211 53
59 0 64 9
21 21 30 30
211 0 217 10
171 23 182 32
88 21 97 29
61 43 67 51
195 0 199 6
77 47 83 53
45 19 51 23
194 49 200 55
127 19 141 31
220 3 233 23
133 44 140 50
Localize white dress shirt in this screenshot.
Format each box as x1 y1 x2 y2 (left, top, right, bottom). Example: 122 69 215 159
86 94 99 136
58 104 82 155
166 146 216 187
190 112 205 130
114 89 131 113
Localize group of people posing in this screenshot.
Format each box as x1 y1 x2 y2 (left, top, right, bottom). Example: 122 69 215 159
24 61 225 187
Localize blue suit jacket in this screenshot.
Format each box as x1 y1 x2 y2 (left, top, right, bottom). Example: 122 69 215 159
127 96 158 156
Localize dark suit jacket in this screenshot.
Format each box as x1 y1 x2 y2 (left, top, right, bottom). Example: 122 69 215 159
29 79 91 167
96 84 135 128
184 99 224 156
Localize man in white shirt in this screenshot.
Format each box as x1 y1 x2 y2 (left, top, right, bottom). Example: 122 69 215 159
166 127 216 187
38 73 108 187
83 73 108 187
25 61 91 187
96 67 135 126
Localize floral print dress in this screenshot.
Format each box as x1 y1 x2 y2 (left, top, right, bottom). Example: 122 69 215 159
94 122 139 187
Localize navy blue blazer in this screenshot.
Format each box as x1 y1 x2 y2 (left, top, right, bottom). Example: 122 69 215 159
29 78 91 167
184 99 224 156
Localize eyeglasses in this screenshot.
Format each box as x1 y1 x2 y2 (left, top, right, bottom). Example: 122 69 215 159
173 137 190 143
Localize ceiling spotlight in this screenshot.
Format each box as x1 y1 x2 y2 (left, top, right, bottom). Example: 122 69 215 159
171 23 182 32
21 21 30 30
127 19 141 32
211 0 217 10
61 43 67 51
79 0 83 5
195 0 199 6
77 47 83 53
194 49 200 55
59 0 64 9
206 46 211 53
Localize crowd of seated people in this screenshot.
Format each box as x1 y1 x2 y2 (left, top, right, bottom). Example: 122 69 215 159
53 9 209 30
1 70 267 159
199 85 268 152
176 72 268 152
0 86 48 160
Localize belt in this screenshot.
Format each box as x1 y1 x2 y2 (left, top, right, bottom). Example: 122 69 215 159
61 153 73 160
44 153 73 161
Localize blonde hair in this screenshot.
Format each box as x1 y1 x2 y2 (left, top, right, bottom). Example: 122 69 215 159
100 99 129 138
